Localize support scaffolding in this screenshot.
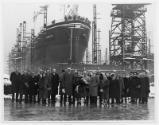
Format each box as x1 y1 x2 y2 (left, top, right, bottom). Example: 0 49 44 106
109 4 149 70
30 29 35 70
86 48 89 64
22 21 26 71
92 4 101 64
97 30 101 64
92 4 97 64
34 5 48 28
10 21 34 72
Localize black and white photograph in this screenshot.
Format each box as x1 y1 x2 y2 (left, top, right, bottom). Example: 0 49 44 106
1 0 157 122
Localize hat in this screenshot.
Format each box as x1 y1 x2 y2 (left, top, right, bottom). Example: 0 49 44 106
67 67 71 70
133 72 138 75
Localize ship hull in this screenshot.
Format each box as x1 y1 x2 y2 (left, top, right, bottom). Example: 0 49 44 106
31 21 90 68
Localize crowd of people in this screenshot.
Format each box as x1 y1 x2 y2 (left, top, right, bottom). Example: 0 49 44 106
64 15 91 25
9 68 150 106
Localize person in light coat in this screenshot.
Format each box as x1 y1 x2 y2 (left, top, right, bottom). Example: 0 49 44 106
89 72 99 106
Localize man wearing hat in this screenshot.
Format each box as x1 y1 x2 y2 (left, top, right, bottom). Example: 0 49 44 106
10 70 21 102
61 68 74 105
140 72 150 104
50 68 59 104
129 72 141 103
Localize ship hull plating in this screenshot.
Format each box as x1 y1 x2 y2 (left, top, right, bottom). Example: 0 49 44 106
32 21 90 68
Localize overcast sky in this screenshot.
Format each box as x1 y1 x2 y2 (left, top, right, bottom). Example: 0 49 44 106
1 0 154 73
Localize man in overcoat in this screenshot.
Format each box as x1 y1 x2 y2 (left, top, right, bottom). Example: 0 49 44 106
39 71 49 104
89 72 99 106
59 70 65 104
19 71 26 103
61 68 74 105
123 74 131 103
51 69 59 104
99 73 110 105
109 74 117 104
117 75 125 104
129 72 141 103
10 70 21 102
140 72 150 104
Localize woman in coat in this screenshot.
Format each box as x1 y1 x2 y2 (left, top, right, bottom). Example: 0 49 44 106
140 72 150 104
109 74 118 104
51 69 59 104
61 68 74 104
99 73 110 105
10 71 21 102
116 75 125 104
89 72 99 106
38 72 49 104
82 71 91 105
129 72 141 103
123 74 131 103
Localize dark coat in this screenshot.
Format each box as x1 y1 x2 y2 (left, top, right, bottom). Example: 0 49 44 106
33 74 40 94
61 72 74 95
39 75 48 99
51 73 59 95
115 79 121 98
59 72 65 94
31 76 39 95
73 75 81 97
10 72 17 84
140 77 150 98
22 74 30 94
19 74 25 94
27 74 35 95
129 76 141 98
10 72 21 92
89 75 99 97
118 78 125 97
75 76 87 98
123 77 130 97
99 78 110 99
109 79 118 98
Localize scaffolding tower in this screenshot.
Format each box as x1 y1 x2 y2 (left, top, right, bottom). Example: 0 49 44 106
18 23 22 72
109 4 149 69
22 21 26 71
85 48 89 64
92 4 101 64
92 4 97 64
30 29 35 69
97 30 101 64
34 5 48 28
10 21 34 72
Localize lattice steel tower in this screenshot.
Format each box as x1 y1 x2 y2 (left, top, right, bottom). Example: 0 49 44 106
92 4 98 64
109 4 149 69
